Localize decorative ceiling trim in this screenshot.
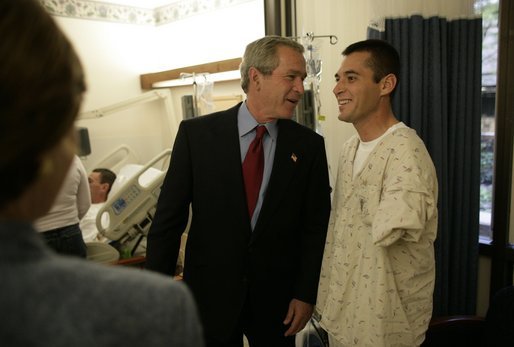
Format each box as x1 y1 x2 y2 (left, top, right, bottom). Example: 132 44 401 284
41 0 154 25
40 0 255 26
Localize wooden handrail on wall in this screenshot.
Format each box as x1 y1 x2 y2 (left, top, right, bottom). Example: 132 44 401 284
140 58 242 90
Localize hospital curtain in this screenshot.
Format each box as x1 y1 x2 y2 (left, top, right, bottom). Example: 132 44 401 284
367 5 482 317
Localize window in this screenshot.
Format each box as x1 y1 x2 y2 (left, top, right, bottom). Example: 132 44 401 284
478 0 499 240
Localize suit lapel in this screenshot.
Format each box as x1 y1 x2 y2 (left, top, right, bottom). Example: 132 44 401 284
214 106 242 167
214 104 254 233
252 120 299 239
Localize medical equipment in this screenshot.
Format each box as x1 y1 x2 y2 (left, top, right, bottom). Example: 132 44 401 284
78 90 179 263
289 32 338 135
96 148 171 258
180 72 214 117
296 316 329 347
90 144 140 174
77 89 179 175
86 241 120 264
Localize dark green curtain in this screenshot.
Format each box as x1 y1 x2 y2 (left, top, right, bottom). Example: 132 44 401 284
368 15 482 317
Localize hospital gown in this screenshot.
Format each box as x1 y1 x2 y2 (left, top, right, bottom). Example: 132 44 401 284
80 203 107 242
316 126 438 347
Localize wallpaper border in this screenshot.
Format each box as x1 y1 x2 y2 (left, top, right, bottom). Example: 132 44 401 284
40 0 254 26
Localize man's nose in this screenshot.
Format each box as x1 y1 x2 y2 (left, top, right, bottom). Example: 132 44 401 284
333 80 345 96
294 77 305 94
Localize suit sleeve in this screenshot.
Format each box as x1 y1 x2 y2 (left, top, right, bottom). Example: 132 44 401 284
295 135 331 303
146 121 192 276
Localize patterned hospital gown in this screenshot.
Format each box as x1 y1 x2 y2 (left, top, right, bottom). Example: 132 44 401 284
316 126 438 347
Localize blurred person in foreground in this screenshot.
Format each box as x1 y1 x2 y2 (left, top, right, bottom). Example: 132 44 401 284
0 1 203 346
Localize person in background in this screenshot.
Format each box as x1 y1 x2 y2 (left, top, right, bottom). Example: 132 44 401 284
34 154 91 257
0 1 203 346
316 39 438 347
146 35 331 347
80 168 116 242
89 168 116 204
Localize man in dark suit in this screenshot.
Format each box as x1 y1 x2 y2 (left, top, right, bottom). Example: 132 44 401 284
146 35 331 347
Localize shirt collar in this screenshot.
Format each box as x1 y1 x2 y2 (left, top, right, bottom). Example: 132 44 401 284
238 101 278 140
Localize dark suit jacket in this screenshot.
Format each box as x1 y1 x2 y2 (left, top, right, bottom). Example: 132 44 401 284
146 103 331 341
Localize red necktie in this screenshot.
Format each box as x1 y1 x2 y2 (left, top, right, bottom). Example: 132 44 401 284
243 125 267 218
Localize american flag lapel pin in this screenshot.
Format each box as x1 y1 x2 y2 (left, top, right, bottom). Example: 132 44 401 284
291 153 297 163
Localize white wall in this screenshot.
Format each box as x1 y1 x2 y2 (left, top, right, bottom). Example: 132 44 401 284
56 1 264 110
55 17 157 111
153 1 264 72
53 1 263 168
296 0 370 181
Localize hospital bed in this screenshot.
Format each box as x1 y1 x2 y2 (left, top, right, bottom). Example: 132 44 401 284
89 144 141 175
86 148 171 264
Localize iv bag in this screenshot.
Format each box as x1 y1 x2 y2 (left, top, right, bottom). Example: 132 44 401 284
304 42 322 80
197 75 214 116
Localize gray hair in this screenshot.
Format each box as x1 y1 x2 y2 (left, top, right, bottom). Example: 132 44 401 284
240 35 304 93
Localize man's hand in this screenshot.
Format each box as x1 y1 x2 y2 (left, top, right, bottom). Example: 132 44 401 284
283 299 313 336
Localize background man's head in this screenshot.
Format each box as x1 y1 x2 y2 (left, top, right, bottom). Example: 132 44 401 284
88 168 116 203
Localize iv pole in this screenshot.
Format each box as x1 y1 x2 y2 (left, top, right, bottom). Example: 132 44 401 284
180 72 210 117
290 32 339 45
290 32 338 134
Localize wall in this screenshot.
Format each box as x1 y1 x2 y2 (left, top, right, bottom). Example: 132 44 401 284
295 0 369 182
51 0 263 168
152 1 264 72
56 16 157 111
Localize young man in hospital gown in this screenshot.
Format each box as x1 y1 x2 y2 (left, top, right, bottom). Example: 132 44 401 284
316 39 438 347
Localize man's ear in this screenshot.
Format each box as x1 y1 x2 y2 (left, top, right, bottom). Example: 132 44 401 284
100 182 109 193
249 67 261 91
381 73 397 96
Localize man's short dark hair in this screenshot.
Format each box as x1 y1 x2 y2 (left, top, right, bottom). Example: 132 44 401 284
343 39 400 85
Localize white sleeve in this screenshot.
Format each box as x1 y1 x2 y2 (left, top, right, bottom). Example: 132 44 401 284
75 156 91 220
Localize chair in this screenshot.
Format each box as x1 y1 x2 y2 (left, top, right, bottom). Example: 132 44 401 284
484 285 514 347
420 315 486 347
